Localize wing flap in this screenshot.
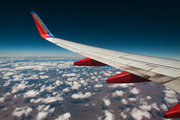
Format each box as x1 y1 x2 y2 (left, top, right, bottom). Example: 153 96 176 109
163 78 180 93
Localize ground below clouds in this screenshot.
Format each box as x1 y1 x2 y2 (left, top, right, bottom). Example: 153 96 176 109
0 55 180 120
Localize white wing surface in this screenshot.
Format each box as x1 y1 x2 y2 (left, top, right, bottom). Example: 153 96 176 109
31 12 180 94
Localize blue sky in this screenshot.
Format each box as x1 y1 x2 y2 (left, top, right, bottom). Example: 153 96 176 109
1 0 180 58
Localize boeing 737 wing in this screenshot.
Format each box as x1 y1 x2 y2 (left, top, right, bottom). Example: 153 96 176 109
31 12 180 118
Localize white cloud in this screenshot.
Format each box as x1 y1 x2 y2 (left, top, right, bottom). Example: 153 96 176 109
129 97 137 102
164 97 178 104
31 95 63 104
63 87 70 92
120 112 127 119
23 74 39 80
108 83 134 88
23 90 39 98
139 105 152 111
55 80 63 86
52 92 58 95
103 98 111 106
39 75 49 79
55 112 71 120
45 85 56 92
163 88 178 104
40 85 46 92
4 72 14 76
131 108 151 120
0 92 11 102
160 104 168 111
104 110 115 120
37 105 46 111
62 73 76 77
0 97 5 102
71 92 91 99
139 97 148 105
151 103 160 111
130 88 140 94
94 84 103 88
164 89 177 98
146 96 151 100
36 111 48 120
3 80 11 87
91 76 96 79
43 105 50 112
4 92 11 97
11 82 27 93
112 91 124 98
13 95 18 99
49 107 55 113
12 106 33 117
121 99 128 104
80 80 85 84
37 105 55 114
71 81 81 90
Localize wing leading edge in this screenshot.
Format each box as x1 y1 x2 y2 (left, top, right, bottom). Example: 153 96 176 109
31 12 180 118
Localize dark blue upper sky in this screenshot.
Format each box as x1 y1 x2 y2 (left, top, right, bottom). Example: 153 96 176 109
1 0 180 58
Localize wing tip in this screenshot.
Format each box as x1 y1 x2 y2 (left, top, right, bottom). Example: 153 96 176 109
31 11 55 39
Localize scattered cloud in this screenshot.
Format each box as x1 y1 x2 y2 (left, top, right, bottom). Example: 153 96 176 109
121 99 128 104
0 97 5 102
63 87 70 92
120 112 127 119
55 112 71 120
45 85 56 92
104 110 115 120
129 97 137 102
11 82 27 93
160 104 168 111
36 111 48 120
112 90 124 98
139 105 152 111
35 104 55 120
108 83 134 88
23 90 40 98
62 73 76 77
130 88 140 94
151 103 160 111
71 81 81 90
103 98 111 106
131 108 151 120
71 92 91 99
12 106 33 117
55 80 63 86
94 84 103 88
146 96 151 100
30 95 63 104
39 75 49 79
163 88 178 104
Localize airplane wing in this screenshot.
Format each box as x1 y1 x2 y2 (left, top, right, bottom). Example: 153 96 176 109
31 12 180 118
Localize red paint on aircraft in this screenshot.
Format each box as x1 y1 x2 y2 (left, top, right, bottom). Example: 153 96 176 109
31 13 51 39
74 58 108 66
164 103 180 118
106 71 150 83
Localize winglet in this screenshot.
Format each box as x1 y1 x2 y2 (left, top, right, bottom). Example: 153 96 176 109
31 12 55 39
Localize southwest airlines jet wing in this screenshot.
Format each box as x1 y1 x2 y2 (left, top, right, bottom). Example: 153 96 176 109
31 12 180 118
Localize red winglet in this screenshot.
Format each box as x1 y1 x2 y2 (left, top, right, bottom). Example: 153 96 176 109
31 12 54 39
106 71 150 83
164 103 180 118
74 58 108 66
